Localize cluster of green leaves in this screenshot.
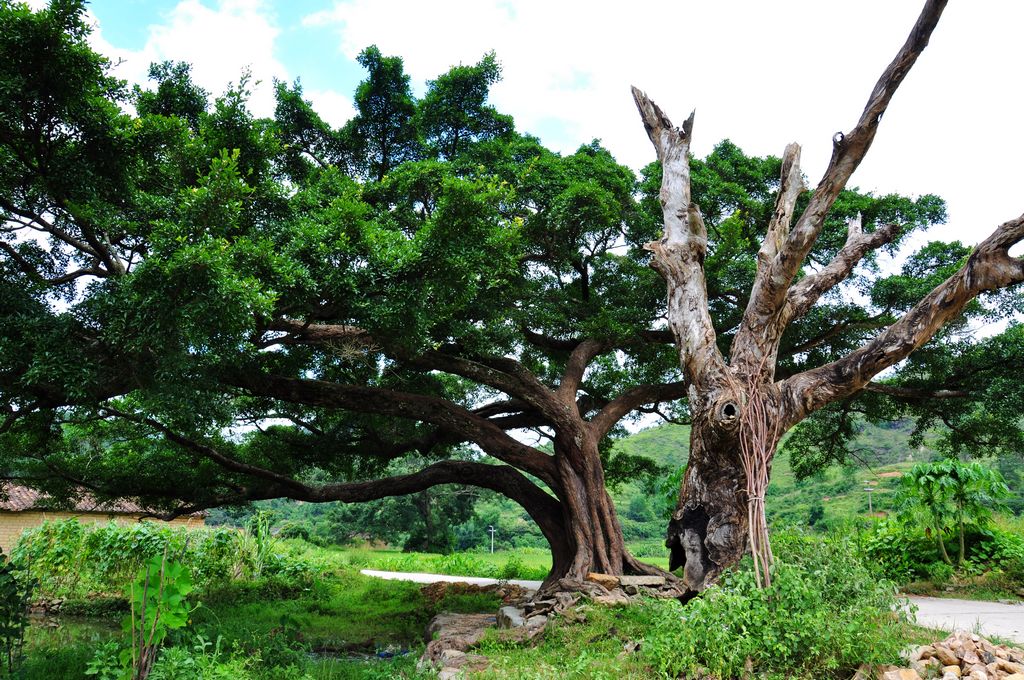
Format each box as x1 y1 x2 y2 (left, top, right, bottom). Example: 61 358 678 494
864 516 1024 588
86 636 256 680
896 458 1010 565
126 557 195 651
640 530 912 680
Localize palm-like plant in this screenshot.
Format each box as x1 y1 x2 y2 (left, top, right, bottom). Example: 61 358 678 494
898 459 1010 566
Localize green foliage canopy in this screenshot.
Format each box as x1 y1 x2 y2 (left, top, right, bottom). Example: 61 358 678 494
0 1 1020 524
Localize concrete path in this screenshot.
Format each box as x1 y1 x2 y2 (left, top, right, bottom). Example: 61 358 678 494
360 570 1024 644
360 569 543 590
907 595 1024 643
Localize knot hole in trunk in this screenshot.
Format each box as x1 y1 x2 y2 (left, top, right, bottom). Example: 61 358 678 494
720 401 738 422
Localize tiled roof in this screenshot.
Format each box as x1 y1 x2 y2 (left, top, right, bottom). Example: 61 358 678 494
0 484 190 516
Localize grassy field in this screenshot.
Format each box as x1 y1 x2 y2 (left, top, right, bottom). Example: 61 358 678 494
337 544 670 577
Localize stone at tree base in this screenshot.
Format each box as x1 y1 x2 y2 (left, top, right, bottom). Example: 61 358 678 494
617 575 666 587
590 589 630 606
419 612 496 672
942 665 962 677
436 650 490 680
496 606 525 629
525 614 548 632
585 572 620 589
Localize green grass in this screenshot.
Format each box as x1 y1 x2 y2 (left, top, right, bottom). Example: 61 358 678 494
475 601 664 680
193 569 500 650
338 544 670 578
24 566 496 679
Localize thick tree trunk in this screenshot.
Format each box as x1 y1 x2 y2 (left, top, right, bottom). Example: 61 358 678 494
666 384 782 596
536 434 668 592
667 411 745 593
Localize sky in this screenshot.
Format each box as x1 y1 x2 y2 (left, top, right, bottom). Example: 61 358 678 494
50 0 1024 255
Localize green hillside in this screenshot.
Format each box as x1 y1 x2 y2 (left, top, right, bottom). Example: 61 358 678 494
611 419 953 531
213 419 1021 553
615 418 1023 529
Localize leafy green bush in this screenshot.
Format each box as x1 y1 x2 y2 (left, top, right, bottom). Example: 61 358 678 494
12 520 313 599
924 560 954 586
641 531 912 679
861 518 937 581
148 637 256 680
0 551 33 677
86 636 258 680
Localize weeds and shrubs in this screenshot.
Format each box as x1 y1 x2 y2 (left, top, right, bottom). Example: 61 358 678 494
640 530 912 680
125 556 196 678
0 552 33 678
863 516 1024 596
11 519 315 599
84 553 197 680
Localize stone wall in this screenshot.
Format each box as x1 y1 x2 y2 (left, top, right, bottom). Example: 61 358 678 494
0 511 205 553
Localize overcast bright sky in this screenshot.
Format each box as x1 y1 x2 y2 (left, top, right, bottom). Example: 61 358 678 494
59 1 1024 253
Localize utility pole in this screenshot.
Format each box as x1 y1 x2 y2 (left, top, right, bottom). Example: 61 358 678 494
864 487 875 514
488 525 496 554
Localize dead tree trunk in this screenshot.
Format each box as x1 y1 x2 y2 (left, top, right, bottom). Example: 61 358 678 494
635 0 1024 598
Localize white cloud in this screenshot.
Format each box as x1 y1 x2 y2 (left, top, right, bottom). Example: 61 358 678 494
307 0 1024 247
89 0 288 118
304 88 356 128
84 1 356 132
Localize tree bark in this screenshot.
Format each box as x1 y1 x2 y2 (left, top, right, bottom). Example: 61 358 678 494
935 521 952 565
637 0 965 600
665 381 784 595
542 430 669 592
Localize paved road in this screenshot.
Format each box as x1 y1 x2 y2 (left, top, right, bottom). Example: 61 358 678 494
907 595 1024 644
360 571 1023 644
360 569 543 590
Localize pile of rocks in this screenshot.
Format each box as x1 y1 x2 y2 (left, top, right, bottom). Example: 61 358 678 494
492 572 683 640
876 631 1024 680
419 572 682 678
418 581 530 607
418 612 497 680
581 572 685 602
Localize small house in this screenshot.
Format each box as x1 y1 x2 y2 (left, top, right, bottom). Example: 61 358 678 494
0 485 205 553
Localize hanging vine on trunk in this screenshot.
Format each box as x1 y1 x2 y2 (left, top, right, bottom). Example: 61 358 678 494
737 369 780 588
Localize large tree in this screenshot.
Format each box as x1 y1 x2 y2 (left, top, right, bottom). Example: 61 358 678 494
0 0 684 591
638 0 1024 594
0 0 1020 598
